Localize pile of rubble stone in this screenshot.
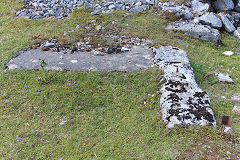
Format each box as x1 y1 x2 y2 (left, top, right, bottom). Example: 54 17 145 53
160 0 240 41
35 35 151 55
16 0 240 41
16 0 156 20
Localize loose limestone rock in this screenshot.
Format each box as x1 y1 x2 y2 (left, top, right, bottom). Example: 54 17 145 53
231 93 240 115
231 93 240 103
222 51 234 56
228 12 240 26
232 106 240 115
16 0 156 20
213 0 234 11
152 46 216 128
191 0 210 16
233 27 240 39
158 2 194 20
198 12 222 28
234 0 240 11
218 12 236 33
216 72 234 83
165 21 221 41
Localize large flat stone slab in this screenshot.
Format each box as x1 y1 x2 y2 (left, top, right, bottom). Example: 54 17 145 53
5 46 153 71
152 46 216 128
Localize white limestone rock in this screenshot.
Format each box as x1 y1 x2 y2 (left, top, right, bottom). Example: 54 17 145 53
224 126 233 134
218 12 236 33
231 93 240 103
233 27 240 39
191 0 210 16
152 46 216 128
232 106 240 115
213 0 234 11
233 0 240 11
165 21 221 41
158 2 194 20
198 12 222 28
216 72 234 83
222 51 234 56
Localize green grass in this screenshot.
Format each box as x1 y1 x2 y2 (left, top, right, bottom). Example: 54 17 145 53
0 0 240 159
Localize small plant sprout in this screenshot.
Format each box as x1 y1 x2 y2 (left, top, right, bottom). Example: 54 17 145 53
39 59 47 70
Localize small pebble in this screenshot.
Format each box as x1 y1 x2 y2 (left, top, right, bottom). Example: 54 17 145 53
96 25 102 31
224 127 233 134
216 73 233 83
222 51 234 56
232 106 240 115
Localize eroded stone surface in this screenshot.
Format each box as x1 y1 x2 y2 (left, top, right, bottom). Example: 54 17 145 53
5 46 153 71
152 46 216 128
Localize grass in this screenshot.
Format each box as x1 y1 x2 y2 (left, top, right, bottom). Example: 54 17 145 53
0 0 240 159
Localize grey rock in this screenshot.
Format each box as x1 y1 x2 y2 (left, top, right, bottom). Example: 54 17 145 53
165 21 221 41
44 41 55 47
96 25 102 30
91 10 99 15
216 72 234 83
121 47 130 52
218 12 236 33
159 2 194 20
108 4 116 10
226 13 236 26
183 12 194 20
146 0 154 5
198 12 222 28
177 39 184 44
7 64 18 70
5 46 153 71
233 27 240 39
224 127 233 134
130 6 144 13
191 0 210 15
213 0 234 11
233 0 240 11
84 2 93 9
64 32 69 36
229 12 240 26
16 10 22 16
222 51 234 56
152 46 216 128
231 93 240 103
232 106 240 115
17 0 161 20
